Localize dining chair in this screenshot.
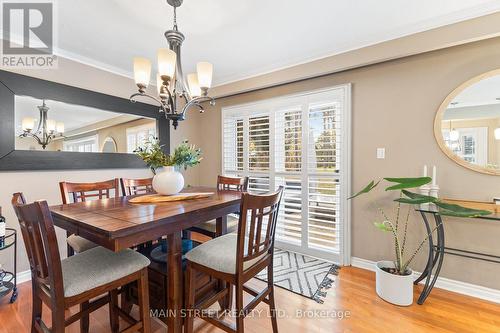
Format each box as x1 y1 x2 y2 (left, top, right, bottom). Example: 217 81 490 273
184 187 284 333
11 193 151 333
120 177 154 196
189 175 249 238
59 179 120 256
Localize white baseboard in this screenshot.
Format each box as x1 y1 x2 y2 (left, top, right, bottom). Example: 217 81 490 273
351 257 500 304
16 270 31 284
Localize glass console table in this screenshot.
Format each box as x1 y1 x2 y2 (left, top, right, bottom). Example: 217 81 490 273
415 208 500 304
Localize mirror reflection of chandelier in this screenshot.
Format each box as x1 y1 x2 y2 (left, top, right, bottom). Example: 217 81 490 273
20 100 65 149
129 0 215 129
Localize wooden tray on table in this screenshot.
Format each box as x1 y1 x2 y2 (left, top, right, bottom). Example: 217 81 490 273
129 192 214 203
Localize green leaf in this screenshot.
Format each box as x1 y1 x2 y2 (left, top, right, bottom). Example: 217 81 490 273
374 221 392 232
348 180 380 200
384 177 432 191
394 190 438 205
435 202 491 217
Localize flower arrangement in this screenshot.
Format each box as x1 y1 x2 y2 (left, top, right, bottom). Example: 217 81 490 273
134 137 202 174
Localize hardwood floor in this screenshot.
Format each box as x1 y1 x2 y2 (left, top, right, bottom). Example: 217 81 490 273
1 266 499 333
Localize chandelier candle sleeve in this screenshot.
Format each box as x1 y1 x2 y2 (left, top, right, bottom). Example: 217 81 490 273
22 117 35 131
133 57 152 88
157 48 177 79
196 62 213 89
187 73 201 97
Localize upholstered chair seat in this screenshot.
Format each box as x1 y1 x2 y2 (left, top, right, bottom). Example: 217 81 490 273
66 235 98 254
185 233 267 274
60 246 150 297
195 215 240 234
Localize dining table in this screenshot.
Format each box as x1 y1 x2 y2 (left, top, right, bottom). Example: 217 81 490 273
49 186 242 333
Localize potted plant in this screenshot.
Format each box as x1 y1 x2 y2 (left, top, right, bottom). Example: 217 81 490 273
135 137 202 195
349 177 490 306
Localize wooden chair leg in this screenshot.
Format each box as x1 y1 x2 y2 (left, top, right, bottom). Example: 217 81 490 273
235 283 245 333
267 264 278 333
185 262 195 333
121 286 133 314
80 301 90 333
51 307 66 333
109 290 119 333
31 285 43 333
66 231 75 257
137 268 151 333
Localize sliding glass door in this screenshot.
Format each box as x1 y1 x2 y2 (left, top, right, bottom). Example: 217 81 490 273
222 85 351 264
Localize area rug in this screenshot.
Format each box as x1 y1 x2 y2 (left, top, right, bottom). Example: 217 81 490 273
256 249 340 304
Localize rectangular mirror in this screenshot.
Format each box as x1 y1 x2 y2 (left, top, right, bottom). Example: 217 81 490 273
15 96 157 153
0 70 169 170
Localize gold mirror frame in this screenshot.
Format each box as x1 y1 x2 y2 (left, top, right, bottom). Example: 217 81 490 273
434 69 500 176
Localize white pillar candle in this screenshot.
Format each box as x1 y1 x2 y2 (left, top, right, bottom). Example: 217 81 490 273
423 165 428 177
432 166 437 186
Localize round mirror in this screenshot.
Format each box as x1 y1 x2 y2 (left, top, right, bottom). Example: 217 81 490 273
435 70 500 175
102 137 117 153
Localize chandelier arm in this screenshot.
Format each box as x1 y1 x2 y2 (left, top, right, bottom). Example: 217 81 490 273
164 86 176 114
129 92 169 113
180 96 215 116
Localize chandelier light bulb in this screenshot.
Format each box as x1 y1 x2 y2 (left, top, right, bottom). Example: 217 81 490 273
157 48 177 79
187 73 201 97
449 129 460 141
56 122 65 133
197 62 213 89
22 117 35 131
133 57 152 87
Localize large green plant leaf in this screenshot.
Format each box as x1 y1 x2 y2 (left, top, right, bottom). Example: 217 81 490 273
348 180 380 200
394 190 438 205
384 177 432 191
435 202 491 217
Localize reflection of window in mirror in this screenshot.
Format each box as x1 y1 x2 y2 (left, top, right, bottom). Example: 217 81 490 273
126 123 156 153
63 135 99 152
102 137 117 153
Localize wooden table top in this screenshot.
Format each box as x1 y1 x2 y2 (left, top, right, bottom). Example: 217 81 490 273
50 186 242 242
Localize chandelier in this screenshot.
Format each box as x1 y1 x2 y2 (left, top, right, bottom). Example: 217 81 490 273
130 0 215 129
20 100 65 149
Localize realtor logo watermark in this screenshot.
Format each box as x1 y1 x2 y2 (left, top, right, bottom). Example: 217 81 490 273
1 1 57 68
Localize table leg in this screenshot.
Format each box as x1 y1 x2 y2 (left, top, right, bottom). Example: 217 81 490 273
414 212 435 285
215 216 231 311
167 232 183 333
417 215 445 305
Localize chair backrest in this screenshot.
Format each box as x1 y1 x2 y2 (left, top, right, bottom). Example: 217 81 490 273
120 177 154 196
217 175 249 192
59 179 120 204
11 194 64 300
236 187 283 273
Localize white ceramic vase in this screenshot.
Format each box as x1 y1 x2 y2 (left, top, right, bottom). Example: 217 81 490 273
375 260 414 306
152 166 184 195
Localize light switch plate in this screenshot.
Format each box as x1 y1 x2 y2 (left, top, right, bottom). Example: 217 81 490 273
376 148 385 159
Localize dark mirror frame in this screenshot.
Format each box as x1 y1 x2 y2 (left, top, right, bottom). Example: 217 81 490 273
0 70 169 171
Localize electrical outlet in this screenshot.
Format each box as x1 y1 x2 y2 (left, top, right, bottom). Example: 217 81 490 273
376 148 385 159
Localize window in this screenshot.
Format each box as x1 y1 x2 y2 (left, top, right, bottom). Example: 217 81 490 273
63 135 98 152
126 123 157 153
222 86 351 263
443 127 487 165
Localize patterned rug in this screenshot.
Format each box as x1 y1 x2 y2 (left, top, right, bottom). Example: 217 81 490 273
256 249 340 303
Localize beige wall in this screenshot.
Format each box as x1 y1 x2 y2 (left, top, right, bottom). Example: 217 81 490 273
193 37 500 290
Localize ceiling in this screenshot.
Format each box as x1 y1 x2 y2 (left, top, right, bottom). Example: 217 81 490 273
54 0 500 86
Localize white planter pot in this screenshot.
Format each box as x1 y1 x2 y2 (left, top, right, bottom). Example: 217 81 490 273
152 166 184 195
375 260 414 306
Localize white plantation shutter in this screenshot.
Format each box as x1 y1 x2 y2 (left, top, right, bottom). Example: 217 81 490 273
222 86 350 263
